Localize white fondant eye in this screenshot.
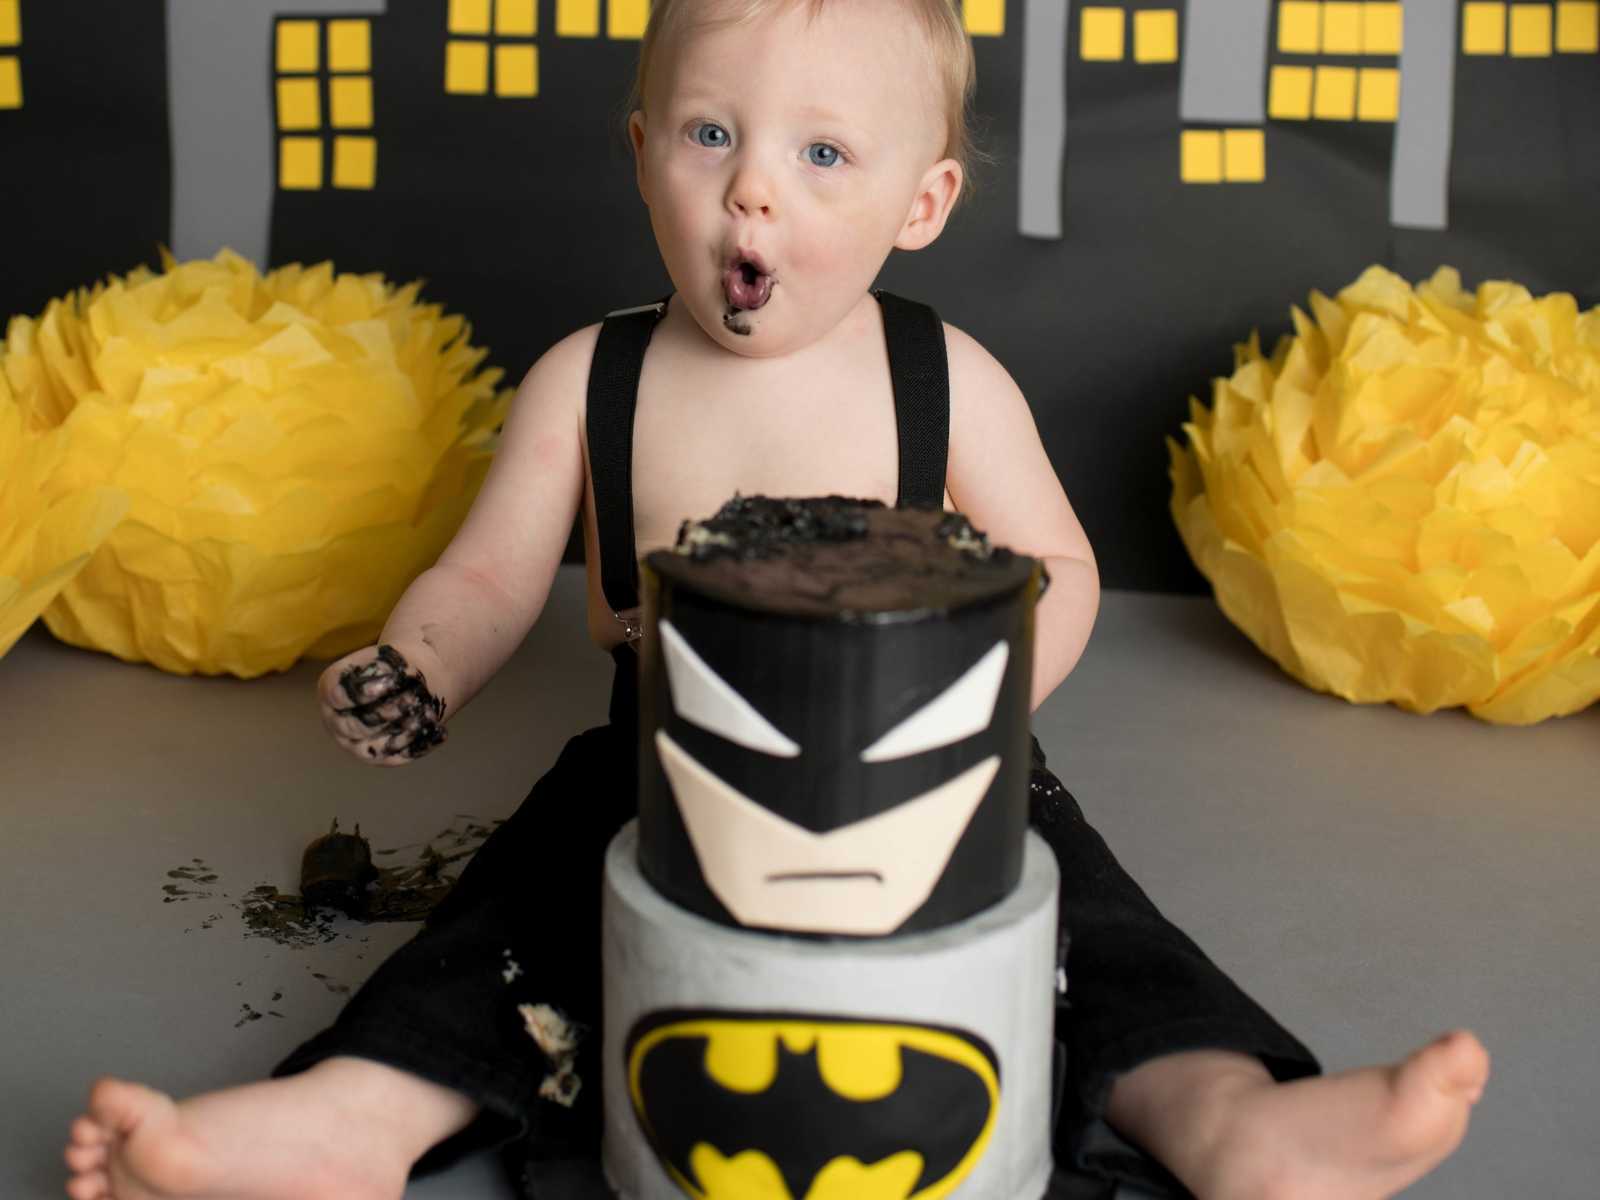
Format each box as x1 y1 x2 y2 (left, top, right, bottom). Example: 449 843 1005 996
659 620 799 757
860 642 1009 763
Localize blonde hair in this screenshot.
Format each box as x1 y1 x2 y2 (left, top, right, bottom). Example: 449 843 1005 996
622 0 991 208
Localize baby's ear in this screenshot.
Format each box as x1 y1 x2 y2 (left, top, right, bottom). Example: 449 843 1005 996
628 111 650 204
894 158 962 252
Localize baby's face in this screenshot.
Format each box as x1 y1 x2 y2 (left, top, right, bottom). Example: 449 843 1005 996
630 0 951 358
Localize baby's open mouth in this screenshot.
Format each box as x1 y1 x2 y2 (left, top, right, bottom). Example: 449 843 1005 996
722 258 774 311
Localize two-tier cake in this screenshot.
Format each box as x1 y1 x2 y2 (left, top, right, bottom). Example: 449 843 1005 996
601 496 1059 1200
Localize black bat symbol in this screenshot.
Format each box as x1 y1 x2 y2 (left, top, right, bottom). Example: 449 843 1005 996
632 1025 995 1199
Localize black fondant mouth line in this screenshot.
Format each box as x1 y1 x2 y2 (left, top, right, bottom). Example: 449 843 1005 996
764 870 885 884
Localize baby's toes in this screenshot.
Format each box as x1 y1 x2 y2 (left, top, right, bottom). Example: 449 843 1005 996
87 1077 175 1140
1412 1031 1489 1100
68 1115 111 1147
64 1168 109 1200
64 1139 108 1173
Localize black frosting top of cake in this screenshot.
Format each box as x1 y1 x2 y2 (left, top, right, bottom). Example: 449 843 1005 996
644 495 1040 621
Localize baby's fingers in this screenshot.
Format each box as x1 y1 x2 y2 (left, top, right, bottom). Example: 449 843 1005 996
322 645 407 709
320 644 448 764
324 710 447 765
371 709 449 762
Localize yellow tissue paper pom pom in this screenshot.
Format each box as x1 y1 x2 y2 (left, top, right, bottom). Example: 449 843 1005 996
1 250 511 677
1169 265 1600 725
0 381 129 658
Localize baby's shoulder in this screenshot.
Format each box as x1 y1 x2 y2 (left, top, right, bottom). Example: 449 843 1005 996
504 321 605 429
528 320 604 392
939 318 1026 411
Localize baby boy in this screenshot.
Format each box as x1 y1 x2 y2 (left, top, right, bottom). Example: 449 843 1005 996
67 2 1487 1198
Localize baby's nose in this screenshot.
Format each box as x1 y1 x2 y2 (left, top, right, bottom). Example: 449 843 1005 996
725 162 774 217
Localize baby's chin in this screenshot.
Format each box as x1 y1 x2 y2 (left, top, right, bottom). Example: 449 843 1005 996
680 292 794 358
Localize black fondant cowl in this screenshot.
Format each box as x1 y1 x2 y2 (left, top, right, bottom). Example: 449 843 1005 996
635 499 1043 938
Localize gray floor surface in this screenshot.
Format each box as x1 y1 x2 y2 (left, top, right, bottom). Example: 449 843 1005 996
4 568 1597 1198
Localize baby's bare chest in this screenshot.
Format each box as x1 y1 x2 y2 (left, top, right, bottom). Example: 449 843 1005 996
629 359 903 557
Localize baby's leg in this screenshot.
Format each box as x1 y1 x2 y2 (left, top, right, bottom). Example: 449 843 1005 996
1105 1034 1487 1200
68 716 636 1199
65 1057 475 1200
1027 747 1486 1197
1027 748 1313 1190
270 720 635 1169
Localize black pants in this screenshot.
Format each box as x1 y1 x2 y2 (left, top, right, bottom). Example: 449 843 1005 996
275 651 1317 1194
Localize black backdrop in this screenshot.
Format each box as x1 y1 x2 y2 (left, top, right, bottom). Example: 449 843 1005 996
3 1 1596 592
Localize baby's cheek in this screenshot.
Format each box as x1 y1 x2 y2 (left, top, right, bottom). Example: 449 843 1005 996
648 204 700 279
799 206 877 277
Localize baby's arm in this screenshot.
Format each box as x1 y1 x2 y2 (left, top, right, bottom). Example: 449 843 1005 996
318 324 600 763
943 324 1100 711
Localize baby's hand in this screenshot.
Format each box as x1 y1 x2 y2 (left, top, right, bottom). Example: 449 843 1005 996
319 643 448 765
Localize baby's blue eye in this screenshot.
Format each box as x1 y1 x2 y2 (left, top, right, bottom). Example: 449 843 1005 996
807 143 841 168
693 123 730 148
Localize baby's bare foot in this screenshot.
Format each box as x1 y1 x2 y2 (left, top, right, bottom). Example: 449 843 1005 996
1188 1030 1490 1199
64 1057 477 1200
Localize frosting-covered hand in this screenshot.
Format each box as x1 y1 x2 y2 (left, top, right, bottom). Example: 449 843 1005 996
319 643 448 765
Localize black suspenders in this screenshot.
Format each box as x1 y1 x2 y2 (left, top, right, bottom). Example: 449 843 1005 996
585 290 950 626
585 298 668 636
875 289 950 510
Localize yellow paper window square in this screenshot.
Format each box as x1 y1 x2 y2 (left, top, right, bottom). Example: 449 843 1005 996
1557 1 1600 49
277 20 319 73
495 44 538 96
1081 7 1125 59
1313 65 1357 118
1510 3 1554 53
497 0 537 36
445 40 489 93
449 0 491 35
276 78 321 131
1278 1 1321 52
1462 2 1507 52
330 76 373 128
333 136 377 189
610 0 650 39
279 137 322 190
1268 65 1314 118
1180 130 1222 183
1363 2 1403 53
1357 66 1399 120
1135 10 1179 62
327 20 371 72
1322 2 1363 51
0 57 19 109
1223 129 1265 182
557 0 601 36
0 1 19 49
964 0 1005 36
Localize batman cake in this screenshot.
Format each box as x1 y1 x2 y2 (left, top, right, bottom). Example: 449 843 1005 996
602 496 1059 1200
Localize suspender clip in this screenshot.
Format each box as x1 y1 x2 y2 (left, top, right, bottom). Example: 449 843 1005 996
614 607 643 646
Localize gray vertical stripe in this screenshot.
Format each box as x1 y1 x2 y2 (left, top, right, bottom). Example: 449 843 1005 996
1391 0 1456 230
167 0 387 265
1180 0 1270 124
1018 0 1070 239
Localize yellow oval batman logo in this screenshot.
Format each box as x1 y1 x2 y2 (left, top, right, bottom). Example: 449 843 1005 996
626 1010 1000 1200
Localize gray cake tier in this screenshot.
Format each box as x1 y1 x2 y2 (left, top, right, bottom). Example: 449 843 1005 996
602 822 1059 1200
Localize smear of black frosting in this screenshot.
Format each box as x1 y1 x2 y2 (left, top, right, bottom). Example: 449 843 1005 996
673 495 881 561
673 494 1013 565
656 496 1034 620
165 815 504 949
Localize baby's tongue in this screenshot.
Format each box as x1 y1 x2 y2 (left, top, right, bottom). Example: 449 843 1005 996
722 264 773 311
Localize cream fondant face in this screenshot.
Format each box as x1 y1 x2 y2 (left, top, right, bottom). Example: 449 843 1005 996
656 619 1008 934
